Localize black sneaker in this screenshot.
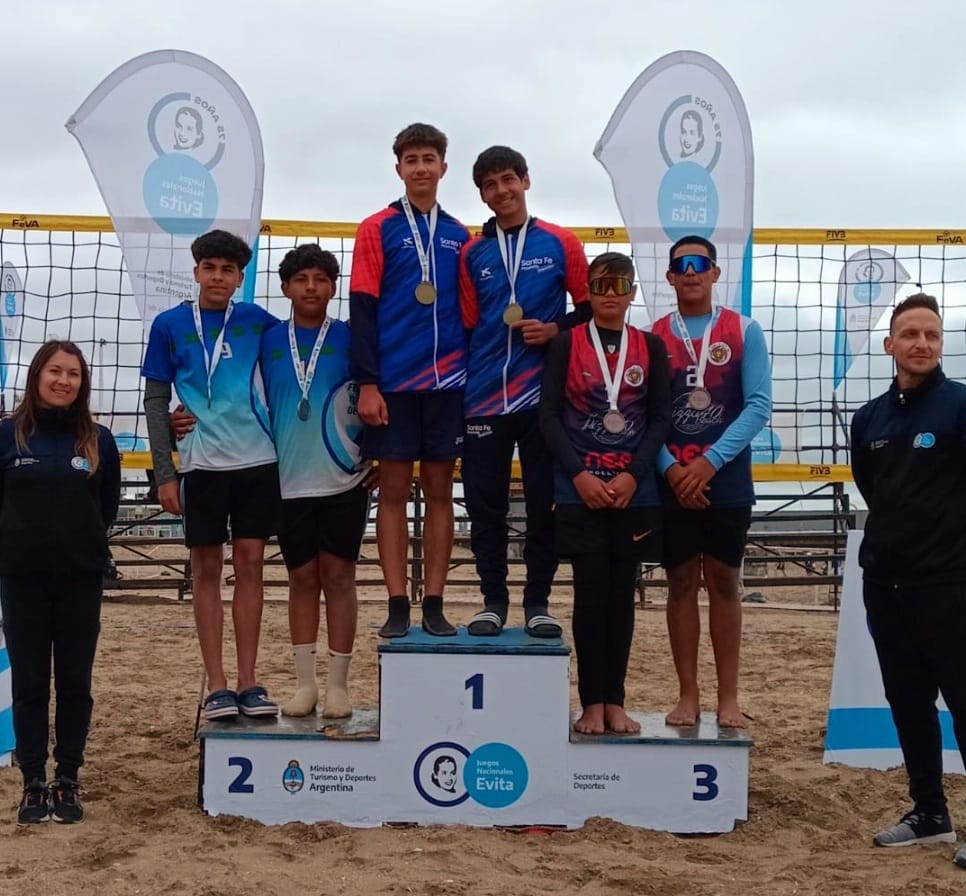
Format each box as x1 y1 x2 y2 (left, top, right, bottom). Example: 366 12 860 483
49 778 84 824
17 780 49 825
873 809 955 847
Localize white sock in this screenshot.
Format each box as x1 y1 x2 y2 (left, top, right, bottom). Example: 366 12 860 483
282 643 318 717
322 651 352 719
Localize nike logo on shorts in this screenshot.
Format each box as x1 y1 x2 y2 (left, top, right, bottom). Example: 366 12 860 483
631 530 652 542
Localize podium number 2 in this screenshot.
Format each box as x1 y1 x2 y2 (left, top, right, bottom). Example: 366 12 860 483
465 673 484 709
692 764 718 801
228 756 254 793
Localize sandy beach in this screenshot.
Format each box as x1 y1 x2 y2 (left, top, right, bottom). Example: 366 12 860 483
2 584 965 896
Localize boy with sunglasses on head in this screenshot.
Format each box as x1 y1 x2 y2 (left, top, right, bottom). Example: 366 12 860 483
650 235 771 729
459 145 589 638
539 253 670 733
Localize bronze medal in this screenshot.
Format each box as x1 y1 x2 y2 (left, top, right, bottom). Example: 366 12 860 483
502 302 523 325
415 281 437 305
602 409 627 434
688 387 711 411
297 398 311 421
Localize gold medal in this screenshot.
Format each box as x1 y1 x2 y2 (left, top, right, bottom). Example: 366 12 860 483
415 281 437 305
502 302 523 325
602 410 627 434
688 387 711 410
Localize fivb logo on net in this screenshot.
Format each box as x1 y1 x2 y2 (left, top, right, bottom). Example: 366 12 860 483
657 95 722 240
143 91 227 235
852 260 885 304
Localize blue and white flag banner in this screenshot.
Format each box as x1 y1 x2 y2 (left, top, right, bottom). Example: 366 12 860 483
0 261 24 396
594 51 754 325
66 49 264 328
0 607 13 765
824 531 963 772
832 249 910 388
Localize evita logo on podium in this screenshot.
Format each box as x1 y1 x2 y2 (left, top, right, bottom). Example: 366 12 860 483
413 741 529 809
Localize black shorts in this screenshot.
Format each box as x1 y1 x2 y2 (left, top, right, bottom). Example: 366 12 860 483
661 505 752 569
555 504 663 563
182 463 281 547
277 485 371 569
360 390 464 462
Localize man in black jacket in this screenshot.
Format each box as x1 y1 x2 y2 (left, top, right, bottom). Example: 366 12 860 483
851 293 966 866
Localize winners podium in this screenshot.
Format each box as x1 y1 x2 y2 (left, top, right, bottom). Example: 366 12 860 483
199 628 750 831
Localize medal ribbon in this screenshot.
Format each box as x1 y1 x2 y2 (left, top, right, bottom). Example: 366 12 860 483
400 196 438 288
588 322 629 415
192 300 234 408
288 317 331 412
495 218 530 307
672 306 719 390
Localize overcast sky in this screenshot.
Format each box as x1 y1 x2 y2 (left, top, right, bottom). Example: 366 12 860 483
5 0 965 230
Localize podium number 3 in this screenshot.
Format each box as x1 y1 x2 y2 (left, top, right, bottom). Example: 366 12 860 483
692 764 718 801
465 674 484 710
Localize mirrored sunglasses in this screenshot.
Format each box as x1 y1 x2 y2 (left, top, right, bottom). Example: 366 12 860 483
589 277 634 296
668 254 715 275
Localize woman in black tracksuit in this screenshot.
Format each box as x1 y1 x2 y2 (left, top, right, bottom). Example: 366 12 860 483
0 340 120 824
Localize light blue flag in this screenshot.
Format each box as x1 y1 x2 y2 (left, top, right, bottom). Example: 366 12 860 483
595 50 755 325
832 249 909 388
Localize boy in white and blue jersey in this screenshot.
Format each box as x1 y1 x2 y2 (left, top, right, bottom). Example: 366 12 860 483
142 230 280 722
260 245 372 718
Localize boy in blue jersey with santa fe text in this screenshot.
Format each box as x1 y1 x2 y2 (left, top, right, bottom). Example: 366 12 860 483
651 235 771 729
460 145 590 637
142 229 280 722
350 123 469 638
260 245 373 718
540 253 670 734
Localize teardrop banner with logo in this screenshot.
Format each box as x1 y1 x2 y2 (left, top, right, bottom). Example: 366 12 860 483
832 248 910 389
0 261 24 395
594 51 754 326
66 49 264 329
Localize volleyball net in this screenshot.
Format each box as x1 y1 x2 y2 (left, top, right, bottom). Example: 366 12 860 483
3 214 965 481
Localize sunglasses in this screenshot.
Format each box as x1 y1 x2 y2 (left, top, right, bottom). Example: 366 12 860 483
668 254 715 275
589 277 634 296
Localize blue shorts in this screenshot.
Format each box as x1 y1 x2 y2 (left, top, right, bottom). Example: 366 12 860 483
360 390 464 462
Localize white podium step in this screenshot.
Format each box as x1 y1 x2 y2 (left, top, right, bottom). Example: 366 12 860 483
199 627 750 831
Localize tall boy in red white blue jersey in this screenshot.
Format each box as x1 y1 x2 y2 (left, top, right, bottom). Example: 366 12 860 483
651 235 771 729
349 123 469 638
459 146 589 637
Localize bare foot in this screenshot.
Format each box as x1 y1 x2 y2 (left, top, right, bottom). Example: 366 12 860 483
604 705 641 734
716 697 748 729
665 695 700 727
574 704 605 735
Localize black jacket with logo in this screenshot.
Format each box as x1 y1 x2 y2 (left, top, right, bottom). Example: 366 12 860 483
850 367 966 586
0 409 120 577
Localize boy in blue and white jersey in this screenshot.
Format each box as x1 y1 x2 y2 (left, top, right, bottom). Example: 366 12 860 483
142 229 280 722
260 245 372 718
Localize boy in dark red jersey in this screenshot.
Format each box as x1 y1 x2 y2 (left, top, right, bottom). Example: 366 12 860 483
349 123 469 638
539 253 670 734
651 235 771 729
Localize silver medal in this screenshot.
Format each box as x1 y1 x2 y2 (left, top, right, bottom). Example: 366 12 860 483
297 398 311 421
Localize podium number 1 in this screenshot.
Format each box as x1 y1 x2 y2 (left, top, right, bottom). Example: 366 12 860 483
465 673 484 709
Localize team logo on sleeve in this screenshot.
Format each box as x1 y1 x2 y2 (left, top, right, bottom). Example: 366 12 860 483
708 342 732 365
